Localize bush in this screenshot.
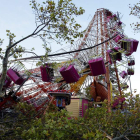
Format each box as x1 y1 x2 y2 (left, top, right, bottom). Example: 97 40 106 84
0 96 140 140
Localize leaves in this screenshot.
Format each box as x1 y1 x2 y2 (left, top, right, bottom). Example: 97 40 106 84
6 30 16 39
129 3 140 32
30 0 85 44
1 97 140 140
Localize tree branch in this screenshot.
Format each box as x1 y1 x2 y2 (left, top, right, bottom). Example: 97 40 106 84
8 48 25 57
0 55 3 59
7 20 51 52
0 38 12 96
33 23 45 34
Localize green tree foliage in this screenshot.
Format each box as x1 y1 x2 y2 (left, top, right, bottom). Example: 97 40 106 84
129 2 140 32
1 94 140 140
30 0 85 44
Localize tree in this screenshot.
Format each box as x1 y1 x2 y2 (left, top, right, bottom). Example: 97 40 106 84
129 2 140 32
0 0 85 96
1 94 140 140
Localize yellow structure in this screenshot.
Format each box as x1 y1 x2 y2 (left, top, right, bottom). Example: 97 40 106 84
66 96 89 117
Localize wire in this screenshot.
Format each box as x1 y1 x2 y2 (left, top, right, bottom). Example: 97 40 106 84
11 33 119 61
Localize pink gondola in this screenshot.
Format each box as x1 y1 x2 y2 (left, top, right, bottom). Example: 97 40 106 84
117 21 122 26
60 65 80 83
88 57 106 76
7 69 24 85
127 39 139 52
113 33 124 43
113 47 122 61
0 75 12 88
112 96 125 109
121 39 134 56
127 68 134 75
106 10 112 17
107 47 122 64
40 64 54 82
128 60 135 66
120 71 127 79
132 39 139 52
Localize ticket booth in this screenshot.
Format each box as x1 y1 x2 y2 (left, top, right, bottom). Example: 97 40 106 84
66 96 89 117
48 91 71 110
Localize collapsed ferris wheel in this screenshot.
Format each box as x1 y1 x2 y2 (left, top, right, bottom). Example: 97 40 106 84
0 8 138 113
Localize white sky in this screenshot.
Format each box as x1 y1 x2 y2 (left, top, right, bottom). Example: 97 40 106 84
0 0 140 95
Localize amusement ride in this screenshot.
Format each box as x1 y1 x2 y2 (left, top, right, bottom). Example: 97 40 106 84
0 8 139 115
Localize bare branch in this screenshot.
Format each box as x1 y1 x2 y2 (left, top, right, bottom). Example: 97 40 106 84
8 21 51 51
32 23 45 34
33 20 51 34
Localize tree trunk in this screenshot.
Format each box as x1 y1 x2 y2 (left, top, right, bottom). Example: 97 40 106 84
0 47 11 97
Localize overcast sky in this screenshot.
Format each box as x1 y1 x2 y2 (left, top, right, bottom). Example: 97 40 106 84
0 0 139 95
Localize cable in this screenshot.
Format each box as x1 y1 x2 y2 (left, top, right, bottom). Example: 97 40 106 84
11 33 119 61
